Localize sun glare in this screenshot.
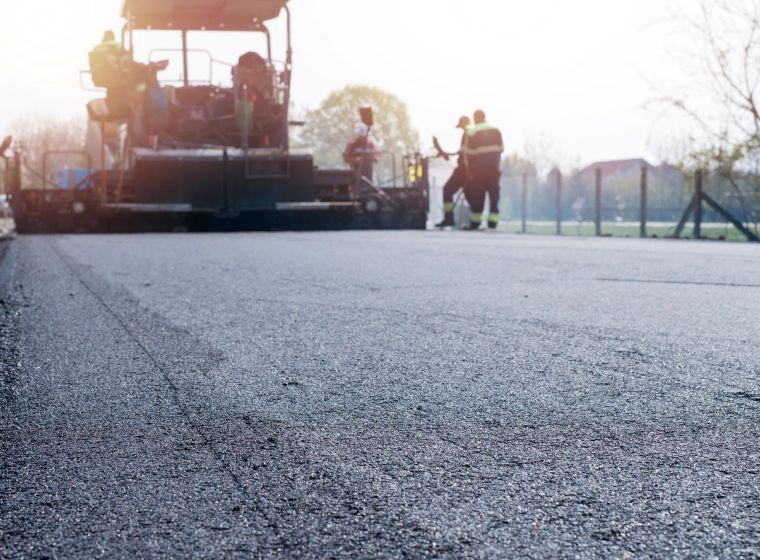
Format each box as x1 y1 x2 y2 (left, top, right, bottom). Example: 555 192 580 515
0 0 115 74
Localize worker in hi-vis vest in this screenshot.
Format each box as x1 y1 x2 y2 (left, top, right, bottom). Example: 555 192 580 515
93 31 127 69
463 110 504 230
436 115 471 228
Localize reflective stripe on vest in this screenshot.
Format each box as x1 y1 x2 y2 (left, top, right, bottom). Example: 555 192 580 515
465 122 500 136
94 40 123 51
465 144 504 156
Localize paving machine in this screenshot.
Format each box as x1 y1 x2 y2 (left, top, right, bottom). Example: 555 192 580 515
11 0 429 233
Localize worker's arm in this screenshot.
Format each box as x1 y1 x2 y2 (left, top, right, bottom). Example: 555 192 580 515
463 133 473 179
372 141 380 163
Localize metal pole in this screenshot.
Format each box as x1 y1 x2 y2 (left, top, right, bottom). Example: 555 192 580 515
264 28 272 62
556 170 562 235
242 84 249 151
100 120 107 200
2 161 8 229
640 165 647 238
181 30 189 87
702 192 759 242
459 191 465 230
595 168 602 236
283 5 293 150
694 169 703 238
127 6 134 58
521 172 527 234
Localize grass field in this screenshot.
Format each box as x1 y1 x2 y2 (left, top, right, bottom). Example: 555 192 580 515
494 220 756 242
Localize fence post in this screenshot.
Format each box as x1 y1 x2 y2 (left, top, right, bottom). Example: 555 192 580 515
640 165 647 238
694 170 703 238
521 172 527 234
556 170 562 235
595 168 602 236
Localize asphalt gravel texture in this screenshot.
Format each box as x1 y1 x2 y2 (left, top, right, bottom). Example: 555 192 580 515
1 231 759 559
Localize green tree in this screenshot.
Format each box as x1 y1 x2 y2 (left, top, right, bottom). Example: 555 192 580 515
297 85 419 186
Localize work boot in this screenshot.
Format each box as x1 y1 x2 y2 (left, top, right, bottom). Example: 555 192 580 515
436 212 455 228
488 220 498 230
464 221 482 231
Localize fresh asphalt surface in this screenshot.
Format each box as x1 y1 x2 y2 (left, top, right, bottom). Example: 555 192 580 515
1 231 759 559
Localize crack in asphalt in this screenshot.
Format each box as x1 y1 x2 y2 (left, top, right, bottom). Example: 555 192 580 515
45 238 265 527
596 277 760 288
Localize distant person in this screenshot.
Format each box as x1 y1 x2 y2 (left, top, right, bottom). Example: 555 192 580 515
463 110 503 230
344 124 380 185
616 194 626 222
573 196 584 234
436 116 471 228
573 196 584 221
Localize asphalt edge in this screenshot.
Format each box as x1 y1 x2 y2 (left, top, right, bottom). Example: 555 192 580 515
0 237 18 300
0 236 21 418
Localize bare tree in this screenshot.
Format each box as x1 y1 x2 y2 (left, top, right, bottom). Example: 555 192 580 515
522 133 564 180
6 112 87 189
660 0 760 224
689 1 760 141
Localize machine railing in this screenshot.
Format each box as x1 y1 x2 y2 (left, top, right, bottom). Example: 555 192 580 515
148 48 234 86
42 151 93 191
79 70 103 93
373 151 398 188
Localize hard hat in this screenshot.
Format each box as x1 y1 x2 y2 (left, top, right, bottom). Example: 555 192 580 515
456 116 470 129
357 123 369 137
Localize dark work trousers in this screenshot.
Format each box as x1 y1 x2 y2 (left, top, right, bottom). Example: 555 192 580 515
443 166 469 211
353 154 374 185
468 167 501 223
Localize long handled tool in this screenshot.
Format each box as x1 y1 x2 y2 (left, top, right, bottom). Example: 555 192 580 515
432 136 458 160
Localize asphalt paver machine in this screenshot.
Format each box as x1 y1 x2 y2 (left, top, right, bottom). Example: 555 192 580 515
11 0 429 232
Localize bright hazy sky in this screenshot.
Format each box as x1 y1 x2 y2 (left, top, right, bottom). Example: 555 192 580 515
0 0 692 167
